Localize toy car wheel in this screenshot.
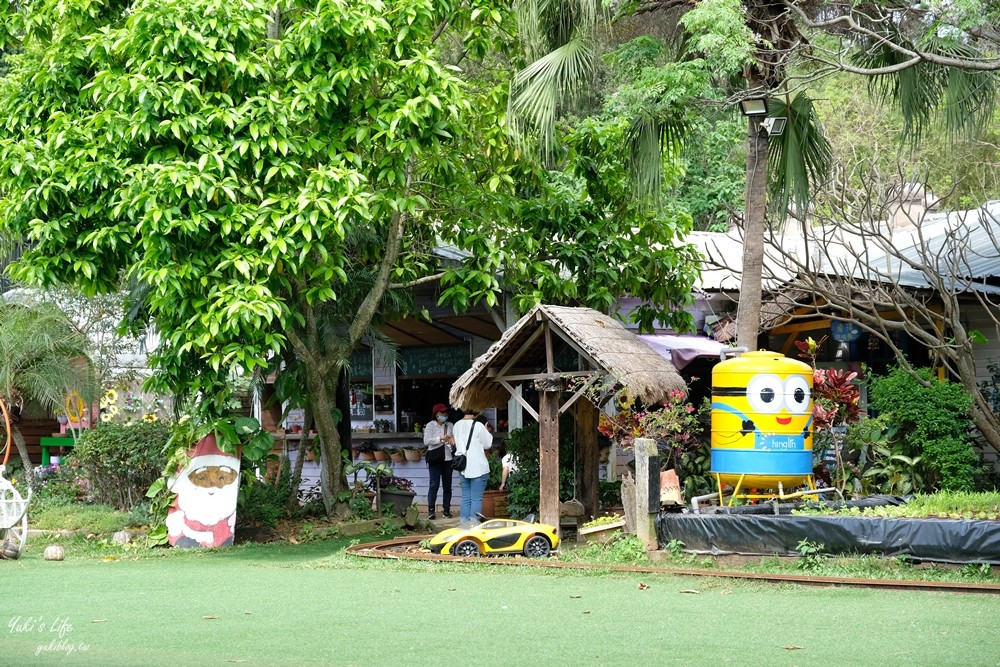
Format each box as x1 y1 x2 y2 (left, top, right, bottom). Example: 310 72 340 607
523 535 551 558
453 539 481 557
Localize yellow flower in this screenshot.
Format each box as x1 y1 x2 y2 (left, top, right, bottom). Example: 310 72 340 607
100 388 119 409
142 413 158 422
100 412 112 422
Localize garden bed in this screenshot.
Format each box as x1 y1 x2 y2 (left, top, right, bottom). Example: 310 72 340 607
656 512 1000 564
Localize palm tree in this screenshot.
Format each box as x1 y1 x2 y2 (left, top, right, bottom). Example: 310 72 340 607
0 300 94 469
508 0 998 348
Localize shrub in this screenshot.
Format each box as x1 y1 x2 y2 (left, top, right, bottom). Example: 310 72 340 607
236 457 293 529
31 459 88 503
72 420 172 511
504 422 576 519
867 367 982 492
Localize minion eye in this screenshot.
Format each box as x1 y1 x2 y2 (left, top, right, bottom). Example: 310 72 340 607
784 376 811 415
746 375 783 414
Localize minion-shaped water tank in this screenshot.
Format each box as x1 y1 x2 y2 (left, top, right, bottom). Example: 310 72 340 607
711 350 814 494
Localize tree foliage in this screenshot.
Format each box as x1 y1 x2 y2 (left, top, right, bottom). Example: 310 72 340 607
0 0 701 510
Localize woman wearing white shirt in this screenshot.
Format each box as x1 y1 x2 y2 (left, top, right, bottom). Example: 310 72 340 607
452 409 493 525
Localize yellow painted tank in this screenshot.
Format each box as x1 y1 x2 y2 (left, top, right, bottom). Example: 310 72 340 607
711 350 814 489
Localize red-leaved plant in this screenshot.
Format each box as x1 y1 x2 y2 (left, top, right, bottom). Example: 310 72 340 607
795 336 864 492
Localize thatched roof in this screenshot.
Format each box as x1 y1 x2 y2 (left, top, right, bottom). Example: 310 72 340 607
449 305 686 411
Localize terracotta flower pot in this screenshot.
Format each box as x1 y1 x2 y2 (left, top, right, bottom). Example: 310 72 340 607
404 448 422 462
373 449 389 462
390 451 406 463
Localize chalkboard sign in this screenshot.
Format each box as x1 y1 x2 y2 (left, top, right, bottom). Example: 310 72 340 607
348 348 372 377
399 344 470 377
349 383 373 421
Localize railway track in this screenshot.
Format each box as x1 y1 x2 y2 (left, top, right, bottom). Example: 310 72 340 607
346 535 1000 595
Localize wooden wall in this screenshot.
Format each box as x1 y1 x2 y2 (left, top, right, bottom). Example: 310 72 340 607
4 418 61 468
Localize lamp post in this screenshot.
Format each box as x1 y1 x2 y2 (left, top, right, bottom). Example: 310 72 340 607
737 96 770 350
734 96 787 350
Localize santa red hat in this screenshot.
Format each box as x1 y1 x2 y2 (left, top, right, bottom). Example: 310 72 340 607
191 434 228 458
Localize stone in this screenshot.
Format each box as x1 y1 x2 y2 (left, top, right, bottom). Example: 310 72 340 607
112 530 132 545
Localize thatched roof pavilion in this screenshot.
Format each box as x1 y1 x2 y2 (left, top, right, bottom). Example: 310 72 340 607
450 304 686 411
449 304 687 529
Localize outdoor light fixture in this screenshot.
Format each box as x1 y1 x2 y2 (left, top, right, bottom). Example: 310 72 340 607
738 97 769 117
761 116 787 136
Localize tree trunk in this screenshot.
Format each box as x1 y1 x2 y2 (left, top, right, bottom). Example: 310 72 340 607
11 425 31 471
736 115 769 351
304 368 344 517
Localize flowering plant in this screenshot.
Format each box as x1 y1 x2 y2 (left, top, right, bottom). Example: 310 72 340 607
793 336 863 429
795 336 865 493
598 390 704 450
99 386 168 424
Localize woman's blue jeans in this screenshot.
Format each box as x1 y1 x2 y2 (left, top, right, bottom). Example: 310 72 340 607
459 473 489 525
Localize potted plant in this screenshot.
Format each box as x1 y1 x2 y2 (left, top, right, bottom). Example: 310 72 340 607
403 446 423 462
389 447 406 463
578 514 627 544
373 446 389 462
369 472 416 517
355 441 377 461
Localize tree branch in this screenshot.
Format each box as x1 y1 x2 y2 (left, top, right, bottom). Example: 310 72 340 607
785 0 1000 72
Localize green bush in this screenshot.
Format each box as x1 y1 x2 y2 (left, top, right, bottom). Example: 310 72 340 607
72 421 172 511
236 457 292 529
867 367 982 492
504 422 577 519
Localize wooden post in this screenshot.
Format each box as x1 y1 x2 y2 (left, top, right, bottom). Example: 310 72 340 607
576 399 599 520
538 389 560 531
633 437 657 550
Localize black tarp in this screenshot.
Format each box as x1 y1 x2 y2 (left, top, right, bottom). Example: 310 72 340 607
656 513 1000 564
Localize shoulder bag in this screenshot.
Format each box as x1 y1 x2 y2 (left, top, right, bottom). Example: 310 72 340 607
452 423 474 472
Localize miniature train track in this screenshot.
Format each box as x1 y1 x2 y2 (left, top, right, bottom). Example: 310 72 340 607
346 535 1000 595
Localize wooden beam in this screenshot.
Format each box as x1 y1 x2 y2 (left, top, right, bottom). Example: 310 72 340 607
492 370 596 383
538 390 560 532
559 372 602 415
576 399 599 521
496 326 545 379
546 324 601 370
769 319 832 335
498 379 538 421
544 322 554 373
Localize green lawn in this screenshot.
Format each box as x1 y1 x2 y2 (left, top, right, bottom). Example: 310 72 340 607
3 536 998 667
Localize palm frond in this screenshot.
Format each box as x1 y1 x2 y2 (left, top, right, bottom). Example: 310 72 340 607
767 93 832 221
853 33 996 146
508 34 596 161
515 0 602 61
626 113 687 204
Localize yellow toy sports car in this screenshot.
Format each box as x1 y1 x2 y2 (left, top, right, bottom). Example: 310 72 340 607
427 513 559 558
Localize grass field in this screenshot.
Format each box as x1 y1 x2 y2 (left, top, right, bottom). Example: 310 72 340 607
4 535 999 667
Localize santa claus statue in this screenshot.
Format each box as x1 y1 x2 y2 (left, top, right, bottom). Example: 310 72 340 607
166 434 240 548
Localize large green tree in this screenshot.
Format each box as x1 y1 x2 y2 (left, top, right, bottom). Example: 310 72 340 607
0 0 700 511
